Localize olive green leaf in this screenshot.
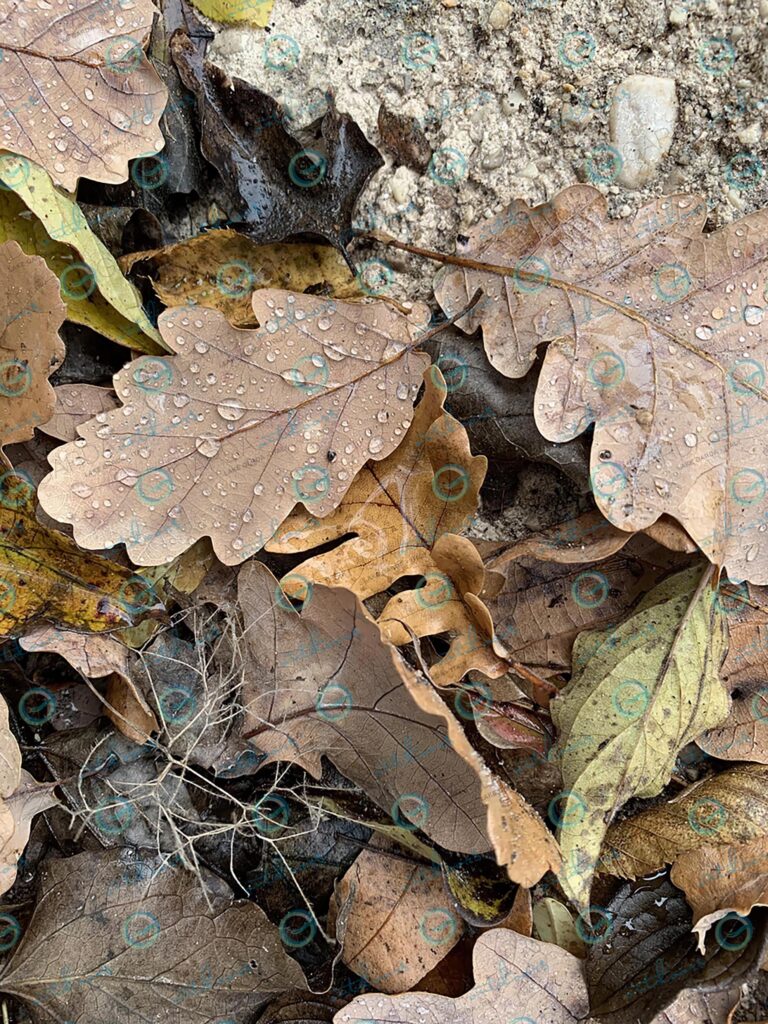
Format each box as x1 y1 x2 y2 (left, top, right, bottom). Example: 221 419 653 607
551 566 730 908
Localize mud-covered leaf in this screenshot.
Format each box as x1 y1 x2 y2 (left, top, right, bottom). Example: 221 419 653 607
0 0 166 189
331 842 464 993
120 229 360 326
600 763 768 880
0 154 164 352
332 928 589 1024
434 185 768 584
0 847 307 1022
0 240 65 448
171 31 383 253
238 560 492 855
38 290 430 566
552 566 729 907
268 368 503 684
585 875 768 1024
0 473 162 637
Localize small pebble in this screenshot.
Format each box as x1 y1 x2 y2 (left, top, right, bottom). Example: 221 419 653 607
668 5 687 25
488 0 513 30
609 75 678 188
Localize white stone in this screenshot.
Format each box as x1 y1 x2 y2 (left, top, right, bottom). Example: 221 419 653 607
609 75 678 189
390 166 414 205
737 123 762 147
488 0 513 30
668 5 687 26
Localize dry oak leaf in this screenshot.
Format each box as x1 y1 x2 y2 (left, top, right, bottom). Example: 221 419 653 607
670 838 768 952
39 385 119 443
237 560 492 855
120 229 360 328
0 473 161 637
268 368 506 683
0 0 167 190
333 928 590 1024
599 763 768 880
0 694 57 896
330 842 465 993
0 240 65 448
0 847 307 1024
38 289 430 566
434 184 768 585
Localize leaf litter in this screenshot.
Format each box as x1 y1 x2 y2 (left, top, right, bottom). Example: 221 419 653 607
0 3 766 1024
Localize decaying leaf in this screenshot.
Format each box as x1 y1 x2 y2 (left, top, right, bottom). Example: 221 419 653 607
484 522 693 678
20 625 158 744
39 385 119 443
434 184 768 585
600 764 768 880
670 838 768 952
0 240 65 448
121 229 360 326
0 155 164 353
0 848 307 1022
0 694 57 895
238 560 492 854
38 290 430 566
0 473 163 637
585 875 768 1024
171 31 383 254
330 842 464 993
399 657 561 885
332 928 590 1024
0 0 167 189
552 566 729 907
268 368 503 683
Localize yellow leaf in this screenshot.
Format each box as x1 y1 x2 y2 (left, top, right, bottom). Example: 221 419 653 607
0 154 165 354
189 0 275 27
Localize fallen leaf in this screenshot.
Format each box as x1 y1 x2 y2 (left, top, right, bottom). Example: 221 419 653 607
0 240 65 448
600 764 768 880
38 290 430 566
332 928 590 1024
267 367 502 684
501 884 533 937
440 855 518 928
190 0 275 25
331 842 464 993
654 990 741 1024
0 847 307 1022
399 657 561 886
377 107 432 175
237 560 492 855
256 991 347 1024
20 625 159 744
433 184 768 584
552 566 729 907
38 385 119 443
0 0 167 189
0 154 164 353
484 523 693 678
0 693 57 895
171 30 383 253
472 695 553 754
0 473 163 637
120 229 360 326
670 838 768 952
532 897 586 958
585 875 768 1024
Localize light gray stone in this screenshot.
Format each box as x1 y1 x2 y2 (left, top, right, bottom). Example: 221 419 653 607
609 74 678 188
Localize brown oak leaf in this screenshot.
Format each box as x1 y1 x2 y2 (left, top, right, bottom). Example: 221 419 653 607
37 289 430 566
434 184 768 584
